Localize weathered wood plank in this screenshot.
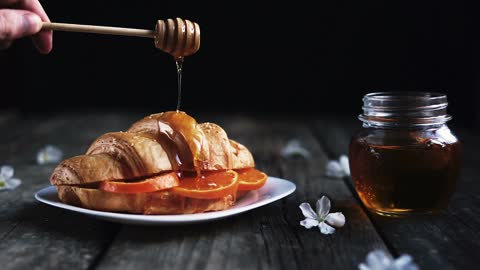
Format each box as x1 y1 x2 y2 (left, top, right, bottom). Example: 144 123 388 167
95 113 388 270
0 110 18 127
0 112 143 270
313 115 480 269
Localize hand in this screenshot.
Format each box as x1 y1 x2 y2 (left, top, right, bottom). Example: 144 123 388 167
0 0 52 53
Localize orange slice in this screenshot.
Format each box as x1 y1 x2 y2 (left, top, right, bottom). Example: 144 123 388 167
237 168 268 190
100 172 179 193
172 170 239 199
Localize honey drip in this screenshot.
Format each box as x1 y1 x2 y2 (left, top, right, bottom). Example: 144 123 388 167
153 112 204 177
157 37 202 177
175 57 184 112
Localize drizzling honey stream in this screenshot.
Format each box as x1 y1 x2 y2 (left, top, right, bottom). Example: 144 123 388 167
154 19 201 176
175 57 184 112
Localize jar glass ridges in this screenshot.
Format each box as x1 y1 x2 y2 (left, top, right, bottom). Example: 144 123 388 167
349 92 462 216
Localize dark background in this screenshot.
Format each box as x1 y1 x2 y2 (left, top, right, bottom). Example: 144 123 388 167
1 0 479 129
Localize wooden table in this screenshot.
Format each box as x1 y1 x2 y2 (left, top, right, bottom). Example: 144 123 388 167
1 111 479 270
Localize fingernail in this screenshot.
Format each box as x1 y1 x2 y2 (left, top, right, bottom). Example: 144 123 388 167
23 13 41 34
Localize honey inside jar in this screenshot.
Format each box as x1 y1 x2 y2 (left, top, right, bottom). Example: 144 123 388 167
349 92 462 216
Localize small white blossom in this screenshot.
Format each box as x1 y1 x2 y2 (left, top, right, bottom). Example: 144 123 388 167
326 154 350 178
339 155 350 175
37 145 63 165
281 139 310 158
299 195 345 234
359 249 419 270
326 160 344 178
0 165 22 191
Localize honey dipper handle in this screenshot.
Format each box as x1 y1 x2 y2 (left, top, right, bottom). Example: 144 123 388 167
42 22 156 38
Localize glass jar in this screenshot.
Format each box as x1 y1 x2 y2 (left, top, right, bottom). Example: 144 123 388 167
349 92 462 216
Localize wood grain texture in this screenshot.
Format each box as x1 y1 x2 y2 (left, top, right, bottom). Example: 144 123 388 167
0 110 18 127
313 115 480 270
0 112 144 270
94 113 388 270
6 111 477 270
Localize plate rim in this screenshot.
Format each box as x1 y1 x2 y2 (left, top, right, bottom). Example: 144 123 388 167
35 176 296 224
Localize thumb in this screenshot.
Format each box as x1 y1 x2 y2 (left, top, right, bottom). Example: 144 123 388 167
0 9 42 41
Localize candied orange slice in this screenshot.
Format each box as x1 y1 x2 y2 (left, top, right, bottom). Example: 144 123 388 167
100 172 180 193
172 170 239 199
237 168 268 190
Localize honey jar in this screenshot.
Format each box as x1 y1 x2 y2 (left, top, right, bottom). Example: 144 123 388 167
349 92 462 216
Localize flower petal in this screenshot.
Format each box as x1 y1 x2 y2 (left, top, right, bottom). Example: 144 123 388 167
281 140 311 158
392 255 419 270
299 202 318 219
339 155 350 176
0 165 14 180
6 178 21 190
326 160 345 178
358 263 371 270
316 196 331 218
326 212 346 227
300 218 320 229
37 145 63 165
365 250 393 270
319 221 335 234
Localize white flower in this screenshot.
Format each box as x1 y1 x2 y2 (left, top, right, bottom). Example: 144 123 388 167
359 249 419 270
339 155 350 175
37 145 63 165
326 154 350 178
281 139 310 158
299 195 345 234
0 165 22 191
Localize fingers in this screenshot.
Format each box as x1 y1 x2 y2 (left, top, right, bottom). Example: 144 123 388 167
0 9 41 49
20 0 52 53
0 0 52 53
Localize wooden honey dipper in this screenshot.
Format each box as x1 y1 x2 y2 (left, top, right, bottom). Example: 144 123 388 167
42 18 200 57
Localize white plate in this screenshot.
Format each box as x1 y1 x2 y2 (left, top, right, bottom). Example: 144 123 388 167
35 177 296 225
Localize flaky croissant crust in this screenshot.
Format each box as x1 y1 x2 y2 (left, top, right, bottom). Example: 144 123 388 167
51 111 254 186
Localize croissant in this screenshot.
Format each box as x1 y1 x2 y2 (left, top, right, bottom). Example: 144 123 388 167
50 111 266 214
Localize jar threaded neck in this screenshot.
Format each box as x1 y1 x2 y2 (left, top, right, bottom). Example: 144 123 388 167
359 92 451 127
